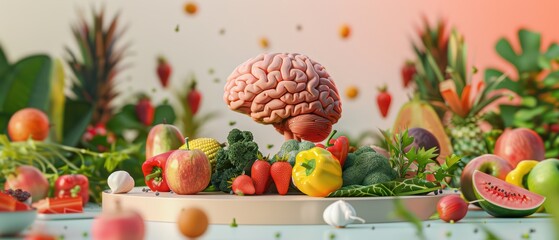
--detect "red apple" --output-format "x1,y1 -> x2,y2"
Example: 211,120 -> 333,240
92,201 -> 145,240
494,128 -> 545,168
165,144 -> 211,195
4,165 -> 49,203
460,154 -> 513,203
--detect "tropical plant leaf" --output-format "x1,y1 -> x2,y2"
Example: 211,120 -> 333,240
328,178 -> 440,197
545,43 -> 559,60
106,104 -> 145,135
49,59 -> 66,142
0,112 -> 9,135
0,55 -> 52,114
484,68 -> 518,94
495,38 -> 517,68
543,71 -> 559,87
0,45 -> 8,74
496,29 -> 543,73
153,102 -> 177,125
62,99 -> 93,146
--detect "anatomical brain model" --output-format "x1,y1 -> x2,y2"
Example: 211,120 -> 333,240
224,53 -> 342,142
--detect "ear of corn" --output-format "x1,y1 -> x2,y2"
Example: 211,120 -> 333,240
182,138 -> 223,171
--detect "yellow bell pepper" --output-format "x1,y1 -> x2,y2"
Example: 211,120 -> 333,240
292,147 -> 342,197
505,160 -> 539,188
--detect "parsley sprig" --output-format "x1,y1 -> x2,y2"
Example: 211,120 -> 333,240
382,129 -> 462,186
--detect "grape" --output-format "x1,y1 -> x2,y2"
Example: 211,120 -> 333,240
3,189 -> 31,202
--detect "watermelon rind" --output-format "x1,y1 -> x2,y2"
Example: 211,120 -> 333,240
472,170 -> 545,218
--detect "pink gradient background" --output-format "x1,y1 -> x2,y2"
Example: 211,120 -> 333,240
0,0 -> 557,149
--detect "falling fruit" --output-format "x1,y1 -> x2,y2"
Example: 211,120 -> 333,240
178,207 -> 209,238
339,24 -> 351,39
376,85 -> 392,118
345,86 -> 359,100
184,2 -> 198,15
259,37 -> 270,49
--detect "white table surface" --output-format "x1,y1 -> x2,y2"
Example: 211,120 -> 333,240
11,209 -> 554,240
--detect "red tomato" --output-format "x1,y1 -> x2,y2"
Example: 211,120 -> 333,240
54,174 -> 89,205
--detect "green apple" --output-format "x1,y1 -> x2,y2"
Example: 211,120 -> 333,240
527,158 -> 559,209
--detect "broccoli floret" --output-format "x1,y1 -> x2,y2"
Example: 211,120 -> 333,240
278,140 -> 300,156
212,129 -> 260,192
211,168 -> 239,193
342,151 -> 394,187
353,145 -> 375,156
362,171 -> 397,186
342,153 -> 357,170
298,141 -> 315,151
286,150 -> 299,166
273,140 -> 316,166
226,128 -> 254,144
227,141 -> 259,170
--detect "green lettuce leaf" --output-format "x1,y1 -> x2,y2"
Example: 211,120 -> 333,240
328,178 -> 441,197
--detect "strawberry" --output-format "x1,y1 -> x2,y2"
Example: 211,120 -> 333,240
231,175 -> 255,195
251,156 -> 271,195
187,80 -> 202,115
135,96 -> 155,126
270,160 -> 292,195
377,85 -> 392,118
157,56 -> 172,88
401,60 -> 416,88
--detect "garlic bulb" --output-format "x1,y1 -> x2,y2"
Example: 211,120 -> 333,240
323,200 -> 365,228
108,171 -> 135,194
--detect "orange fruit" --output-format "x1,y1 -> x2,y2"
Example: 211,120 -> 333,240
345,86 -> 359,99
260,37 -> 270,49
8,108 -> 50,141
178,207 -> 209,238
339,24 -> 351,39
184,2 -> 198,15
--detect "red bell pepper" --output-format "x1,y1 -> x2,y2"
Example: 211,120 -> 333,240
316,130 -> 349,167
0,192 -> 16,212
142,150 -> 175,192
32,197 -> 83,214
54,174 -> 89,206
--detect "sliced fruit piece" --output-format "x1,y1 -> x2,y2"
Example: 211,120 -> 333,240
473,170 -> 545,217
0,192 -> 17,212
32,197 -> 83,214
15,201 -> 31,211
392,99 -> 452,164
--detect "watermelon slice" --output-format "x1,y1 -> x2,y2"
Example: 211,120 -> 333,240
472,170 -> 545,217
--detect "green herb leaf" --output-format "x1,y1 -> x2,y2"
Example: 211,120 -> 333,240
328,178 -> 440,197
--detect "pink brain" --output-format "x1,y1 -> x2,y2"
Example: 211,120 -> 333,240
224,53 -> 342,142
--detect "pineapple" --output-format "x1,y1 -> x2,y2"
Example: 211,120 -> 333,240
413,21 -> 503,158
66,9 -> 129,126
411,20 -> 505,185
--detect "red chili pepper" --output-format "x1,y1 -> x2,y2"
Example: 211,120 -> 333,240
54,174 -> 89,206
142,151 -> 175,192
316,130 -> 349,167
